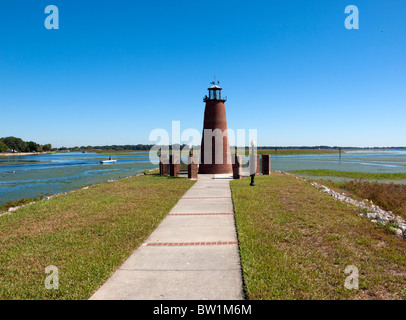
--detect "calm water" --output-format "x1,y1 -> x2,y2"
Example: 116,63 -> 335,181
271,149 -> 406,173
1,150 -> 406,205
0,152 -> 158,205
270,149 -> 406,184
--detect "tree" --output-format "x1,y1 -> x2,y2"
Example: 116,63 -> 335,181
0,136 -> 27,152
25,141 -> 40,152
42,144 -> 52,152
0,141 -> 8,152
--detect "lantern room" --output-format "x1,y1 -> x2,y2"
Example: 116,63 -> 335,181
203,82 -> 227,102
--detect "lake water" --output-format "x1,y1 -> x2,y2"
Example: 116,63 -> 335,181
0,152 -> 158,205
270,149 -> 406,173
1,149 -> 406,205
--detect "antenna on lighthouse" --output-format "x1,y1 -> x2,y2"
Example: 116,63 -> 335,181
210,76 -> 220,86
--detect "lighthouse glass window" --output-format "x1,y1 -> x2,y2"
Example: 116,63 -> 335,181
210,90 -> 220,100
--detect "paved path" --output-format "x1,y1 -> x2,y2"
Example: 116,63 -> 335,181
90,174 -> 244,300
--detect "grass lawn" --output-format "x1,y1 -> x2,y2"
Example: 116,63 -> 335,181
231,172 -> 406,300
0,173 -> 194,300
290,169 -> 406,180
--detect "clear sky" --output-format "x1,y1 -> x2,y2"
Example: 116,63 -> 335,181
0,0 -> 405,148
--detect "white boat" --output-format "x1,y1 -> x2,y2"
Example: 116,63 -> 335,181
100,159 -> 117,165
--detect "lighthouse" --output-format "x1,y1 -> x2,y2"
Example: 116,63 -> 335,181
199,81 -> 233,174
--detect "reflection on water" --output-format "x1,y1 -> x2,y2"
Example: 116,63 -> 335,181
1,149 -> 406,205
0,152 -> 157,205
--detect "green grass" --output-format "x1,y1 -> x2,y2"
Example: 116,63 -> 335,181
290,169 -> 406,180
231,173 -> 406,300
0,173 -> 194,299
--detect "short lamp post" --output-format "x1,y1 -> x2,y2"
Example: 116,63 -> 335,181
250,139 -> 256,186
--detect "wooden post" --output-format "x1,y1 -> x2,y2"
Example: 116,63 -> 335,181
262,154 -> 271,175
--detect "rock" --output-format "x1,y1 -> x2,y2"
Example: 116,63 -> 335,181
391,228 -> 403,237
8,207 -> 19,212
378,214 -> 390,221
367,212 -> 376,219
307,178 -> 406,240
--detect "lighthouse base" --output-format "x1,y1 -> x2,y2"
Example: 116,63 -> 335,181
198,163 -> 233,175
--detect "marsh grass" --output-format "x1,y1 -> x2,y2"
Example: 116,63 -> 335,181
325,179 -> 406,220
0,173 -> 194,299
0,194 -> 49,212
231,173 -> 406,300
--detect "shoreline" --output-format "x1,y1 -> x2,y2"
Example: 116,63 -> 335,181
0,168 -> 159,216
0,151 -> 55,157
0,170 -> 193,299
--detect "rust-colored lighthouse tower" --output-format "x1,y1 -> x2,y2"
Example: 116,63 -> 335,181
199,81 -> 233,174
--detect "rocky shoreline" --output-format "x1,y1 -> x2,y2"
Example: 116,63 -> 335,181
309,181 -> 406,238
0,152 -> 54,157
278,171 -> 406,239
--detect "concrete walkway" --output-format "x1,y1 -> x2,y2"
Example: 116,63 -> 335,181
90,174 -> 244,300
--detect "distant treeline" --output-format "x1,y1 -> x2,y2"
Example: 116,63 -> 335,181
55,144 -> 406,152
57,144 -> 155,152
257,146 -> 406,150
3,139 -> 405,154
0,136 -> 52,153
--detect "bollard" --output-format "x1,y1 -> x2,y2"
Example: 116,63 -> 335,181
170,154 -> 180,177
262,154 -> 271,175
233,155 -> 242,179
256,154 -> 261,176
188,155 -> 198,179
160,154 -> 169,176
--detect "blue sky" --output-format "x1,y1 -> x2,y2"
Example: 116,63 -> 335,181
0,0 -> 405,147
